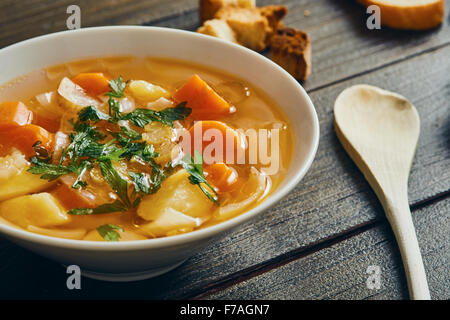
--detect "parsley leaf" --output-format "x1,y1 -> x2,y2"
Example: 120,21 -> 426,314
129,172 -> 151,195
123,102 -> 191,128
179,150 -> 219,204
96,224 -> 123,241
106,76 -> 127,98
98,159 -> 131,207
68,200 -> 128,215
78,106 -> 111,122
120,126 -> 142,140
28,157 -> 73,181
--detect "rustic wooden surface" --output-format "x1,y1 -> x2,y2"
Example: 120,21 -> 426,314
0,0 -> 449,300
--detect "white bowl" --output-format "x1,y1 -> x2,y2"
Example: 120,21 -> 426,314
0,26 -> 319,281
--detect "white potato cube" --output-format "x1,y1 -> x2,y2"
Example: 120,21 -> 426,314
137,169 -> 214,221
129,80 -> 170,102
0,150 -> 54,201
140,207 -> 200,237
0,193 -> 69,228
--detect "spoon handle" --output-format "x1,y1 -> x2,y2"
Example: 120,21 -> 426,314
384,199 -> 431,300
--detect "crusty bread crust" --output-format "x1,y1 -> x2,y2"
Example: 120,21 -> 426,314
270,27 -> 311,80
357,0 -> 444,30
197,19 -> 239,43
259,5 -> 288,40
214,6 -> 271,52
200,0 -> 256,23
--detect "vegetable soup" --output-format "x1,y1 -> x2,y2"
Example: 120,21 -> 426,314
0,56 -> 292,241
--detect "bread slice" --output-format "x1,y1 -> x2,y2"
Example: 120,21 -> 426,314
258,5 -> 288,38
214,6 -> 271,52
200,0 -> 256,23
357,0 -> 444,30
197,19 -> 239,44
270,27 -> 311,81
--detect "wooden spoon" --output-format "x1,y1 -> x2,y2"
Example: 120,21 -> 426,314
334,84 -> 430,300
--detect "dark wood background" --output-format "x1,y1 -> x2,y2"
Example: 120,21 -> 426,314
0,0 -> 448,300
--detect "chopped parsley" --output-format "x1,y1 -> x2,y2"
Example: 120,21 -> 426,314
28,76 -> 216,216
106,76 -> 127,98
179,150 -> 219,205
122,102 -> 191,128
96,224 -> 123,241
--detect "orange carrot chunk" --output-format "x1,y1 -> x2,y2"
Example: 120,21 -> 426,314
204,163 -> 241,193
33,114 -> 61,133
0,124 -> 53,158
173,74 -> 233,119
72,72 -> 110,96
0,101 -> 33,131
187,120 -> 245,165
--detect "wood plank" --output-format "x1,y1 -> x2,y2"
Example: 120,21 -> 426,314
1,0 -> 449,93
0,0 -> 196,49
204,198 -> 450,300
0,43 -> 448,299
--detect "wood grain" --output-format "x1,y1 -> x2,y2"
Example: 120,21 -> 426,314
1,0 -> 449,92
203,198 -> 450,300
0,0 -> 449,299
0,42 -> 448,299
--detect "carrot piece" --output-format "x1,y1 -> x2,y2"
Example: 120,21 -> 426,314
187,120 -> 245,165
0,124 -> 53,158
33,114 -> 61,133
0,101 -> 33,131
173,74 -> 233,119
72,72 -> 110,96
204,163 -> 241,193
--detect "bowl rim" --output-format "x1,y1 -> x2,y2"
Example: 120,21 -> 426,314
0,26 -> 320,250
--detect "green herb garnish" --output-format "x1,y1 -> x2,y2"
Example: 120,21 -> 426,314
179,150 -> 219,205
96,224 -> 123,241
106,76 -> 127,98
122,102 -> 191,128
68,201 -> 128,215
28,75 -> 200,214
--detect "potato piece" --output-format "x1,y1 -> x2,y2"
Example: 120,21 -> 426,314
83,228 -> 147,241
140,207 -> 200,237
142,122 -> 180,164
128,80 -> 170,102
137,169 -> 214,221
0,150 -> 54,201
57,77 -> 99,113
0,193 -> 69,228
27,225 -> 87,240
143,122 -> 176,145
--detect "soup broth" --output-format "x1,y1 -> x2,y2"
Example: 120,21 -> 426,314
0,56 -> 293,241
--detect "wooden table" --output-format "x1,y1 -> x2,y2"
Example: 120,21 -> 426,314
0,0 -> 448,300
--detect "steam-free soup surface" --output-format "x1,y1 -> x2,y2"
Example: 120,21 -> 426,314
0,57 -> 292,241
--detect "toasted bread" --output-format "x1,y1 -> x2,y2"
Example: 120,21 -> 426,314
270,27 -> 311,81
259,5 -> 288,38
214,6 -> 271,51
197,19 -> 239,43
200,0 -> 256,23
357,0 -> 444,30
